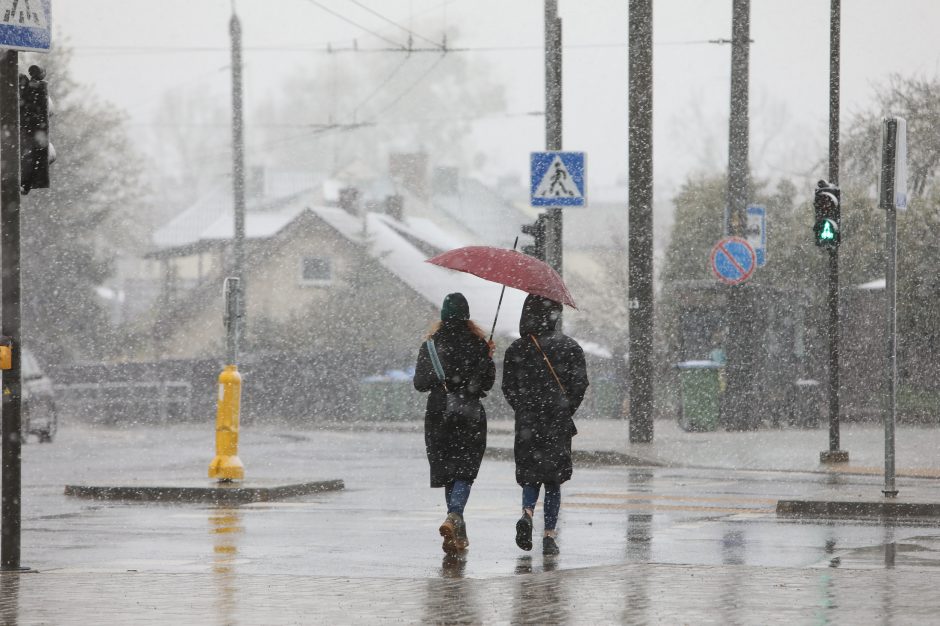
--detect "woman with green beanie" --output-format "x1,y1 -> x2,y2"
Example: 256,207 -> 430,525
413,292 -> 496,555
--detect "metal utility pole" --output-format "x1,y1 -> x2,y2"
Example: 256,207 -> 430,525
880,116 -> 905,498
0,49 -> 23,571
230,8 -> 246,345
207,7 -> 248,483
820,0 -> 848,464
627,0 -> 654,443
544,0 -> 563,294
722,0 -> 753,430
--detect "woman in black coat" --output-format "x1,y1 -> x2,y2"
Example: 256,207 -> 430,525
414,292 -> 495,555
502,294 -> 588,555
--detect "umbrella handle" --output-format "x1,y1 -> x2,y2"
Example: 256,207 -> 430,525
488,237 -> 519,343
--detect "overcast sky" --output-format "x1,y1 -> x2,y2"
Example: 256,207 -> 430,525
53,0 -> 940,201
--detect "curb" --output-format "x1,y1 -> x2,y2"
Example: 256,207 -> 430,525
64,479 -> 345,504
776,499 -> 940,518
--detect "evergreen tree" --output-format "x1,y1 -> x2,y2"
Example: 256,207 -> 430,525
20,46 -> 147,365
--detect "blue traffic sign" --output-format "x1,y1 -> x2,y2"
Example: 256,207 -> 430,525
530,151 -> 586,207
745,205 -> 766,267
0,0 -> 51,53
710,236 -> 756,285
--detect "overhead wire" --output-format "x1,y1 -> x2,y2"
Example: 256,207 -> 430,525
347,0 -> 444,50
351,53 -> 414,122
301,0 -> 406,49
365,52 -> 447,122
69,39 -> 724,56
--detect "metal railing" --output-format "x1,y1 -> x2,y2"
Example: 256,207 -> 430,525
54,381 -> 192,425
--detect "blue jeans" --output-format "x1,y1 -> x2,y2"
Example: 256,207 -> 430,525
445,480 -> 472,515
522,483 -> 561,530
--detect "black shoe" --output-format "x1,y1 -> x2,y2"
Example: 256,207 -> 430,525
542,536 -> 559,556
515,513 -> 533,551
454,515 -> 469,552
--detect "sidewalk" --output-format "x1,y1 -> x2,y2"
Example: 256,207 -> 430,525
484,417 -> 940,477
483,417 -> 940,516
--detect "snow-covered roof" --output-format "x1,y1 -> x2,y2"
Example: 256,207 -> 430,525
152,175 -> 321,252
200,204 -> 307,241
310,205 -> 528,337
433,178 -> 530,249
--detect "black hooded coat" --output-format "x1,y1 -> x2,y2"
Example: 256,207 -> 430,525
413,320 -> 496,488
502,295 -> 589,486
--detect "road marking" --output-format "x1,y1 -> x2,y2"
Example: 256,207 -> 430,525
570,492 -> 777,505
823,465 -> 940,479
566,502 -> 771,514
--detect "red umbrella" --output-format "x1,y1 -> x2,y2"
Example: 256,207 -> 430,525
426,246 -> 577,308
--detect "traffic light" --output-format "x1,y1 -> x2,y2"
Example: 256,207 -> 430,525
521,213 -> 547,261
20,65 -> 51,195
813,180 -> 841,248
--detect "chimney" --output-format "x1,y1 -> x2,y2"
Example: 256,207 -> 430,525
389,152 -> 429,198
339,187 -> 360,215
385,194 -> 404,221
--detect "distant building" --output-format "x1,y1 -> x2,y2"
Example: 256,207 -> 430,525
143,172 -> 532,364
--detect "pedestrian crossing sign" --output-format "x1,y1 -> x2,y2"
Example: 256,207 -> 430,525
530,151 -> 586,207
0,0 -> 51,53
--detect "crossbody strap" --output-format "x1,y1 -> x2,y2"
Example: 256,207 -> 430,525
425,339 -> 449,391
529,334 -> 567,395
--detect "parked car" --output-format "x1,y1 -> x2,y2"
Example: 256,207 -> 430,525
23,348 -> 57,443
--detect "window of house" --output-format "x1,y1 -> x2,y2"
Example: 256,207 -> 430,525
300,256 -> 332,286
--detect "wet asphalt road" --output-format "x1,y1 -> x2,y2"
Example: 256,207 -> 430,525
4,422 -> 940,623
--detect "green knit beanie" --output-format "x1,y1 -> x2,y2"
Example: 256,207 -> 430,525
441,292 -> 470,321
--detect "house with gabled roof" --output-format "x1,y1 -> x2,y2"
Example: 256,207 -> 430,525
144,171 -> 530,367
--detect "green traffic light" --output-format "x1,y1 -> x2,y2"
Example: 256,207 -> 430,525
814,218 -> 840,247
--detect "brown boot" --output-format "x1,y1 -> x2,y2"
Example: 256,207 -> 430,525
439,513 -> 462,555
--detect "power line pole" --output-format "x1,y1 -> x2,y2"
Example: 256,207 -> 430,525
544,0 -> 563,307
820,0 -> 848,464
627,0 -> 654,443
230,9 -> 246,351
723,0 -> 754,430
0,49 -> 24,571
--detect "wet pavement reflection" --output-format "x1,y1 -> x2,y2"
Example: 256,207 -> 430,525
0,571 -> 20,626
10,425 -> 940,622
209,507 -> 242,625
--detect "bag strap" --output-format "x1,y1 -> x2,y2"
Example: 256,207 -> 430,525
529,334 -> 567,395
425,339 -> 449,391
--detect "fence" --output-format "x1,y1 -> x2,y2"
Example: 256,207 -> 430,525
55,381 -> 192,425
49,350 -> 624,425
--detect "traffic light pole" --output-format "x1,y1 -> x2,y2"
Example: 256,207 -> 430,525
820,0 -> 848,464
627,0 -> 654,443
544,0 -> 563,302
0,49 -> 24,571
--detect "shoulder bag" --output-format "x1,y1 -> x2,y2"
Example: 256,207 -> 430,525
530,334 -> 578,436
426,338 -> 483,424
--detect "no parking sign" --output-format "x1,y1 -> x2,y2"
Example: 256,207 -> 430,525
710,236 -> 756,285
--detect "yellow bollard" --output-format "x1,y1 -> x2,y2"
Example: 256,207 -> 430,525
208,364 -> 245,481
